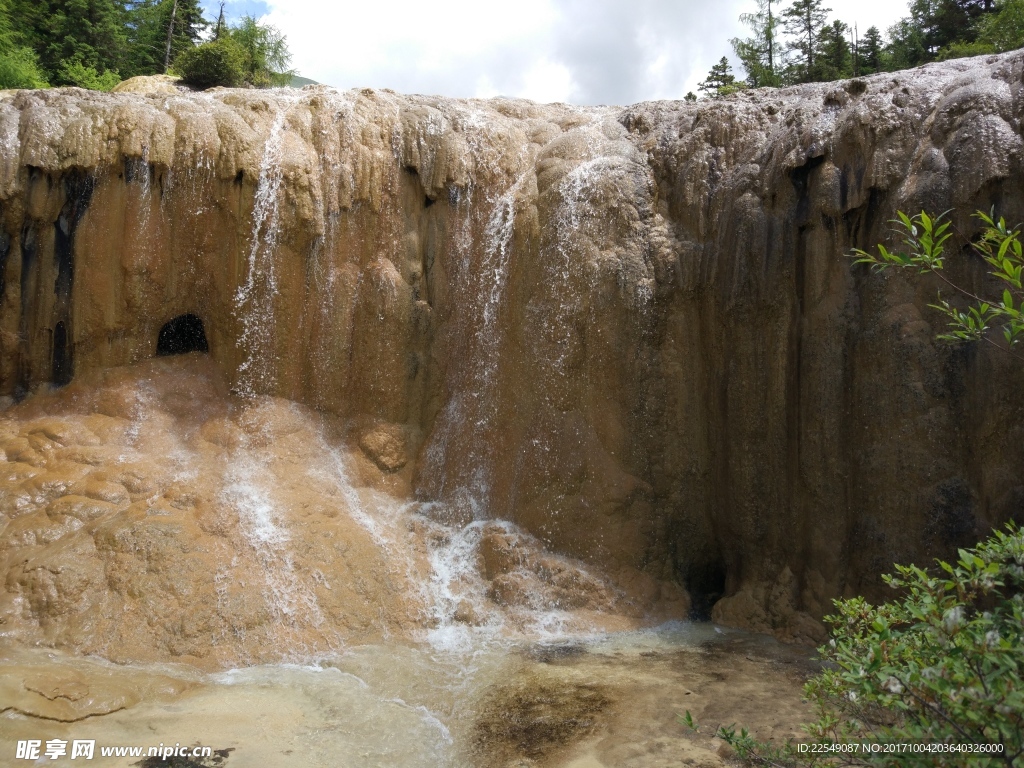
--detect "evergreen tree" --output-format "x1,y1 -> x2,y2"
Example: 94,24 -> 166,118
816,19 -> 852,80
885,17 -> 929,69
781,0 -> 831,82
120,0 -> 206,77
0,0 -> 47,87
896,0 -> 999,60
731,0 -> 783,87
8,0 -> 128,84
698,56 -> 736,96
229,15 -> 292,87
857,25 -> 885,73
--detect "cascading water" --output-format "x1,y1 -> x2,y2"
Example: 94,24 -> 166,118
234,94 -> 301,397
416,137 -> 535,513
219,421 -> 327,637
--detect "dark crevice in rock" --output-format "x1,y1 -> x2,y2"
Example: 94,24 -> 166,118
790,155 -> 826,226
51,320 -> 72,385
0,228 -> 9,302
54,171 -> 95,306
157,314 -> 210,356
17,222 -> 38,395
19,223 -> 36,314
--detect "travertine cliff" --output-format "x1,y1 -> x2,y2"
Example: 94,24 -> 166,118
2,52 -> 1023,651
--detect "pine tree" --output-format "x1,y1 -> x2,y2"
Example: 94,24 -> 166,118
816,19 -> 852,80
857,25 -> 885,73
0,0 -> 47,87
731,0 -> 783,87
781,0 -> 831,82
885,17 -> 929,69
161,0 -> 206,71
698,56 -> 736,96
228,15 -> 292,87
121,0 -> 205,77
8,0 -> 129,84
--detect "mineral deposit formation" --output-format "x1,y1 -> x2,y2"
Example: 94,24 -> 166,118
1,52 -> 1023,662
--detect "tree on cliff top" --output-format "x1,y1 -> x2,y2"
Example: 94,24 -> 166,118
815,19 -> 853,81
732,0 -> 783,88
856,26 -> 885,74
120,0 -> 209,78
0,0 -> 48,88
228,14 -> 293,87
781,0 -> 831,82
171,15 -> 293,90
698,57 -> 742,97
8,0 -> 127,86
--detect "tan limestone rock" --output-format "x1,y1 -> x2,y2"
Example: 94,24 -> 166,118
2,53 -> 1024,645
111,74 -> 181,95
358,423 -> 408,472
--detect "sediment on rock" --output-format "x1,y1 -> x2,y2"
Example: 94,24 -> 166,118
2,52 -> 1023,643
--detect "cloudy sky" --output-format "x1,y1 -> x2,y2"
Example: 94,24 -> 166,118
203,0 -> 913,105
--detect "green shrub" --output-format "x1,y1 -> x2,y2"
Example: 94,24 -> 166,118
172,39 -> 244,89
0,46 -> 47,89
56,59 -> 120,91
805,524 -> 1023,765
936,41 -> 997,60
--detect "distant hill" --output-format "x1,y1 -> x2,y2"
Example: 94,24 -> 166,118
289,75 -> 319,88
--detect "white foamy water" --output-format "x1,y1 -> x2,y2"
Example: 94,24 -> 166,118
420,517 -> 505,653
234,93 -> 302,397
217,410 -> 328,632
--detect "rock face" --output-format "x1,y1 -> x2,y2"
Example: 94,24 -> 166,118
2,54 -> 1024,646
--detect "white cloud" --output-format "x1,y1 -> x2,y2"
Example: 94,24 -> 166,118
516,58 -> 578,103
258,0 -> 917,105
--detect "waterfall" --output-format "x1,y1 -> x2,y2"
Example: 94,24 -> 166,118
234,94 -> 301,397
418,161 -> 533,513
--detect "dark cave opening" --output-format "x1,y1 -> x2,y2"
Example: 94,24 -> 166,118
157,314 -> 209,356
686,559 -> 727,621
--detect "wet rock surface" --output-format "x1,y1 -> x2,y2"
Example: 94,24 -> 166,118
0,628 -> 815,768
0,358 -> 669,665
1,53 -> 1024,643
473,676 -> 612,764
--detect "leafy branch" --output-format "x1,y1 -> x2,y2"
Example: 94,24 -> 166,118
850,210 -> 1024,360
